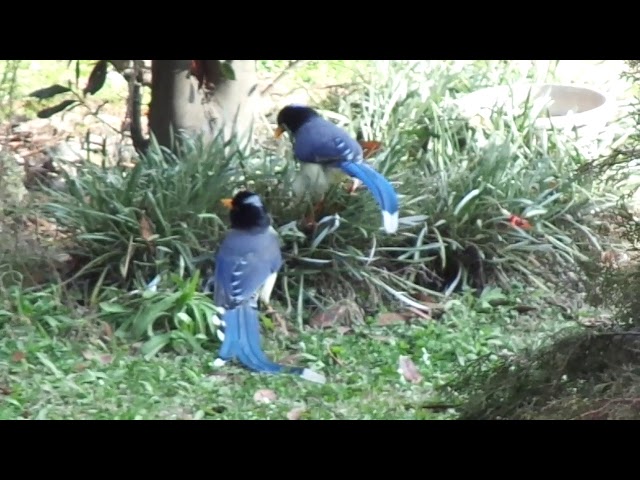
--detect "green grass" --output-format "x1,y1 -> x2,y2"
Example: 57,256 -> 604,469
0,283 -> 577,420
0,59 -> 632,419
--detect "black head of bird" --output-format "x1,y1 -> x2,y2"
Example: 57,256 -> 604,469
220,190 -> 271,230
275,104 -> 321,138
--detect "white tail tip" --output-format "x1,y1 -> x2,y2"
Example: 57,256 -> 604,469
301,368 -> 326,384
382,211 -> 399,234
216,329 -> 225,342
212,358 -> 226,368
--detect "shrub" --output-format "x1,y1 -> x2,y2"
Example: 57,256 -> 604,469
268,61 -> 617,311
41,133 -> 243,289
97,269 -> 221,357
38,61 -> 619,346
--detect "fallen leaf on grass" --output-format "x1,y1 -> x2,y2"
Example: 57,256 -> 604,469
101,322 -> 113,340
206,371 -> 237,383
253,389 -> 277,404
81,350 -> 93,360
377,312 -> 408,326
73,362 -> 88,372
99,354 -> 113,364
398,356 -> 423,384
279,353 -> 306,364
287,407 -> 306,420
82,351 -> 114,365
336,326 -> 352,335
404,307 -> 433,322
0,385 -> 12,395
415,292 -> 438,303
11,351 -> 26,362
309,299 -> 364,329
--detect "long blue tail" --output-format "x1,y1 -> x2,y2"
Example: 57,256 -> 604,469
217,303 -> 326,383
338,160 -> 399,233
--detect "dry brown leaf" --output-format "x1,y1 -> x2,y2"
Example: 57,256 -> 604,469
377,312 -> 408,326
253,389 -> 277,404
336,326 -> 352,335
73,362 -> 88,372
601,250 -> 631,269
404,307 -> 433,322
11,351 -> 26,362
286,407 -> 306,420
398,356 -> 423,384
279,353 -> 305,364
99,354 -> 114,365
139,214 -> 154,242
0,385 -> 12,396
415,292 -> 438,303
81,350 -> 94,361
309,310 -> 338,329
101,322 -> 113,340
309,300 -> 364,329
82,350 -> 113,365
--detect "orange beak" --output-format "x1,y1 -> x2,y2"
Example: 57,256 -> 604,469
274,126 -> 284,139
220,198 -> 233,209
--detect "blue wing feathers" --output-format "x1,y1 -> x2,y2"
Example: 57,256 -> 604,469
213,229 -> 281,308
294,117 -> 364,164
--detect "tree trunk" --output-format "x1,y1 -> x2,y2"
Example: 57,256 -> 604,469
147,60 -> 258,152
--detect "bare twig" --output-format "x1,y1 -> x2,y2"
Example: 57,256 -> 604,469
69,90 -> 121,136
260,61 -> 307,96
577,397 -> 640,419
405,306 -> 432,321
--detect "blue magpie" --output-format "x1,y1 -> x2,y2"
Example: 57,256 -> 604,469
205,190 -> 325,383
275,104 -> 399,234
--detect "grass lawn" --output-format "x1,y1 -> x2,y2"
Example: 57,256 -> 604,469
0,60 -> 633,420
0,285 -> 576,420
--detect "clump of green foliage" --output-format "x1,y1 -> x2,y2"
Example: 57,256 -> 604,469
452,60 -> 640,420
30,60 -> 618,354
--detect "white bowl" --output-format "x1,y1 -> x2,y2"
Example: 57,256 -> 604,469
455,83 -> 617,133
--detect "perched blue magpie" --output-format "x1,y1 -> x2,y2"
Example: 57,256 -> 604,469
275,104 -> 399,234
205,190 -> 325,384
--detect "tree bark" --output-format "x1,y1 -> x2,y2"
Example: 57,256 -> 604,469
147,60 -> 258,152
